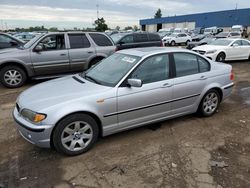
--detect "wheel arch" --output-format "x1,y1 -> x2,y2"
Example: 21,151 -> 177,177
0,61 -> 31,77
50,111 -> 103,148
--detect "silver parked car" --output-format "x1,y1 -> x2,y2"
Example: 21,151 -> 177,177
13,47 -> 234,155
0,32 -> 115,88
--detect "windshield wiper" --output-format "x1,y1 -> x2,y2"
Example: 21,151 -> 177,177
85,75 -> 101,84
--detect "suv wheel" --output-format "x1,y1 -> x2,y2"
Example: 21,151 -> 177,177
53,114 -> 99,156
0,65 -> 27,88
186,40 -> 190,45
198,89 -> 220,117
171,41 -> 175,46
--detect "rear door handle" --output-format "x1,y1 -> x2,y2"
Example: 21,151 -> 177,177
87,51 -> 94,54
162,83 -> 173,88
199,76 -> 207,80
60,53 -> 67,56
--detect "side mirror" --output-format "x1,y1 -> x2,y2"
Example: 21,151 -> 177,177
34,45 -> 43,52
10,41 -> 18,46
232,43 -> 239,47
127,78 -> 142,88
118,41 -> 125,46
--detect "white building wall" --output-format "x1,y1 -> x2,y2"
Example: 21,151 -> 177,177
161,22 -> 195,30
146,24 -> 157,32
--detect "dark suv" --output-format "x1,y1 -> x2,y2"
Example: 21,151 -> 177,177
110,32 -> 162,50
0,33 -> 24,49
0,32 -> 115,88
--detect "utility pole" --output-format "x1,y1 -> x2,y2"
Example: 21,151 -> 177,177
235,3 -> 238,10
96,0 -> 99,20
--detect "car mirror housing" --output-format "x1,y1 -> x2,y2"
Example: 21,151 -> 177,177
10,41 -> 18,46
232,43 -> 239,47
34,45 -> 43,52
127,78 -> 142,87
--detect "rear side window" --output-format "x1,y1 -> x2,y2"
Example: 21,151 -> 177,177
242,40 -> 250,46
0,35 -> 12,43
198,57 -> 210,72
120,35 -> 134,44
174,53 -> 199,77
69,34 -> 90,49
148,34 -> 161,41
134,34 -> 148,42
89,33 -> 113,46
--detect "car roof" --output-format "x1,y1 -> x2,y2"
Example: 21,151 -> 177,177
118,47 -> 191,57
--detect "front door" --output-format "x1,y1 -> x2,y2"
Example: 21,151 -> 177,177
31,34 -> 70,76
117,53 -> 173,132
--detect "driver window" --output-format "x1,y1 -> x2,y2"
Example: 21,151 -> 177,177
37,35 -> 65,51
0,35 -> 12,43
232,40 -> 242,46
131,54 -> 169,84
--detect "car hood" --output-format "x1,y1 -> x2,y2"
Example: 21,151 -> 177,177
193,45 -> 226,51
17,75 -> 111,111
0,47 -> 23,54
162,36 -> 173,40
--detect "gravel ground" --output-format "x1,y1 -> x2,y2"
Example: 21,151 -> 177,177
0,60 -> 250,188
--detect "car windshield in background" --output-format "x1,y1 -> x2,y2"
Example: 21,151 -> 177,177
110,33 -> 127,44
23,34 -> 44,49
84,53 -> 141,87
201,38 -> 215,44
210,39 -> 233,46
216,32 -> 229,37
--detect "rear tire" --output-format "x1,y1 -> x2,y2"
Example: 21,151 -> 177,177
0,65 -> 27,88
198,89 -> 220,117
53,114 -> 99,156
216,52 -> 226,62
186,40 -> 190,45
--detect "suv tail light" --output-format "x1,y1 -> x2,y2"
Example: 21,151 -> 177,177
161,41 -> 164,47
230,70 -> 234,81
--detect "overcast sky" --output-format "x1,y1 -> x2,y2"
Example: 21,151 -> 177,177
0,0 -> 249,29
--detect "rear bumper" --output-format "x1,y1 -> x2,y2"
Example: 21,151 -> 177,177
13,108 -> 53,148
222,83 -> 234,100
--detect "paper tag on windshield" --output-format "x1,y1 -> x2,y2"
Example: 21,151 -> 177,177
122,57 -> 136,63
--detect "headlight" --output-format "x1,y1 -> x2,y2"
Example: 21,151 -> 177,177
206,50 -> 217,54
21,109 -> 47,123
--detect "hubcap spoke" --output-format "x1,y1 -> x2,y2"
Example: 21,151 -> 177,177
61,121 -> 93,152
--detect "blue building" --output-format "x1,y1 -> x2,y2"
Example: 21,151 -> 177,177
139,8 -> 250,32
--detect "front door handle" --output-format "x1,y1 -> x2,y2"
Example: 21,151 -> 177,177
60,53 -> 67,56
199,76 -> 207,80
162,83 -> 173,88
87,51 -> 94,54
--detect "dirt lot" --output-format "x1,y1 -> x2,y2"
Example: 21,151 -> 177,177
0,61 -> 250,188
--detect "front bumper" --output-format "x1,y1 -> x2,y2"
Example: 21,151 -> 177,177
13,107 -> 53,148
204,53 -> 218,61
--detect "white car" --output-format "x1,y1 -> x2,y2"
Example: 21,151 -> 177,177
162,33 -> 191,46
192,38 -> 250,62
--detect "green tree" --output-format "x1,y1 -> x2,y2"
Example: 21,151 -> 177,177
133,25 -> 139,31
94,17 -> 108,32
154,8 -> 162,18
124,26 -> 133,30
115,26 -> 120,31
49,27 -> 58,32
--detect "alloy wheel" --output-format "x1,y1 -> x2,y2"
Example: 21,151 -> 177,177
202,92 -> 219,115
61,121 -> 93,152
4,70 -> 22,86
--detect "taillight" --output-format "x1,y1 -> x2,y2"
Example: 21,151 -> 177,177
115,46 -> 118,52
230,70 -> 234,80
161,41 -> 164,47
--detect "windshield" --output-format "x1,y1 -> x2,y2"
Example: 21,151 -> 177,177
200,37 -> 215,44
84,53 -> 141,87
210,39 -> 233,46
110,33 -> 127,44
204,29 -> 212,33
216,32 -> 229,37
232,28 -> 241,32
158,31 -> 171,37
23,34 -> 44,49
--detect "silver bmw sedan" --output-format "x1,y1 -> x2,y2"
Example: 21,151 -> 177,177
13,47 -> 234,155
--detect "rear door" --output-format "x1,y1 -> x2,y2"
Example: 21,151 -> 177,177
171,52 -> 210,114
31,34 -> 70,76
240,40 -> 250,59
227,40 -> 243,60
68,33 -> 95,72
134,33 -> 149,47
117,53 -> 173,131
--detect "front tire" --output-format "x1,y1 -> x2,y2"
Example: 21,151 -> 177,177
171,41 -> 176,46
186,40 -> 190,45
53,114 -> 99,156
216,52 -> 226,62
198,89 -> 220,117
0,65 -> 27,88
